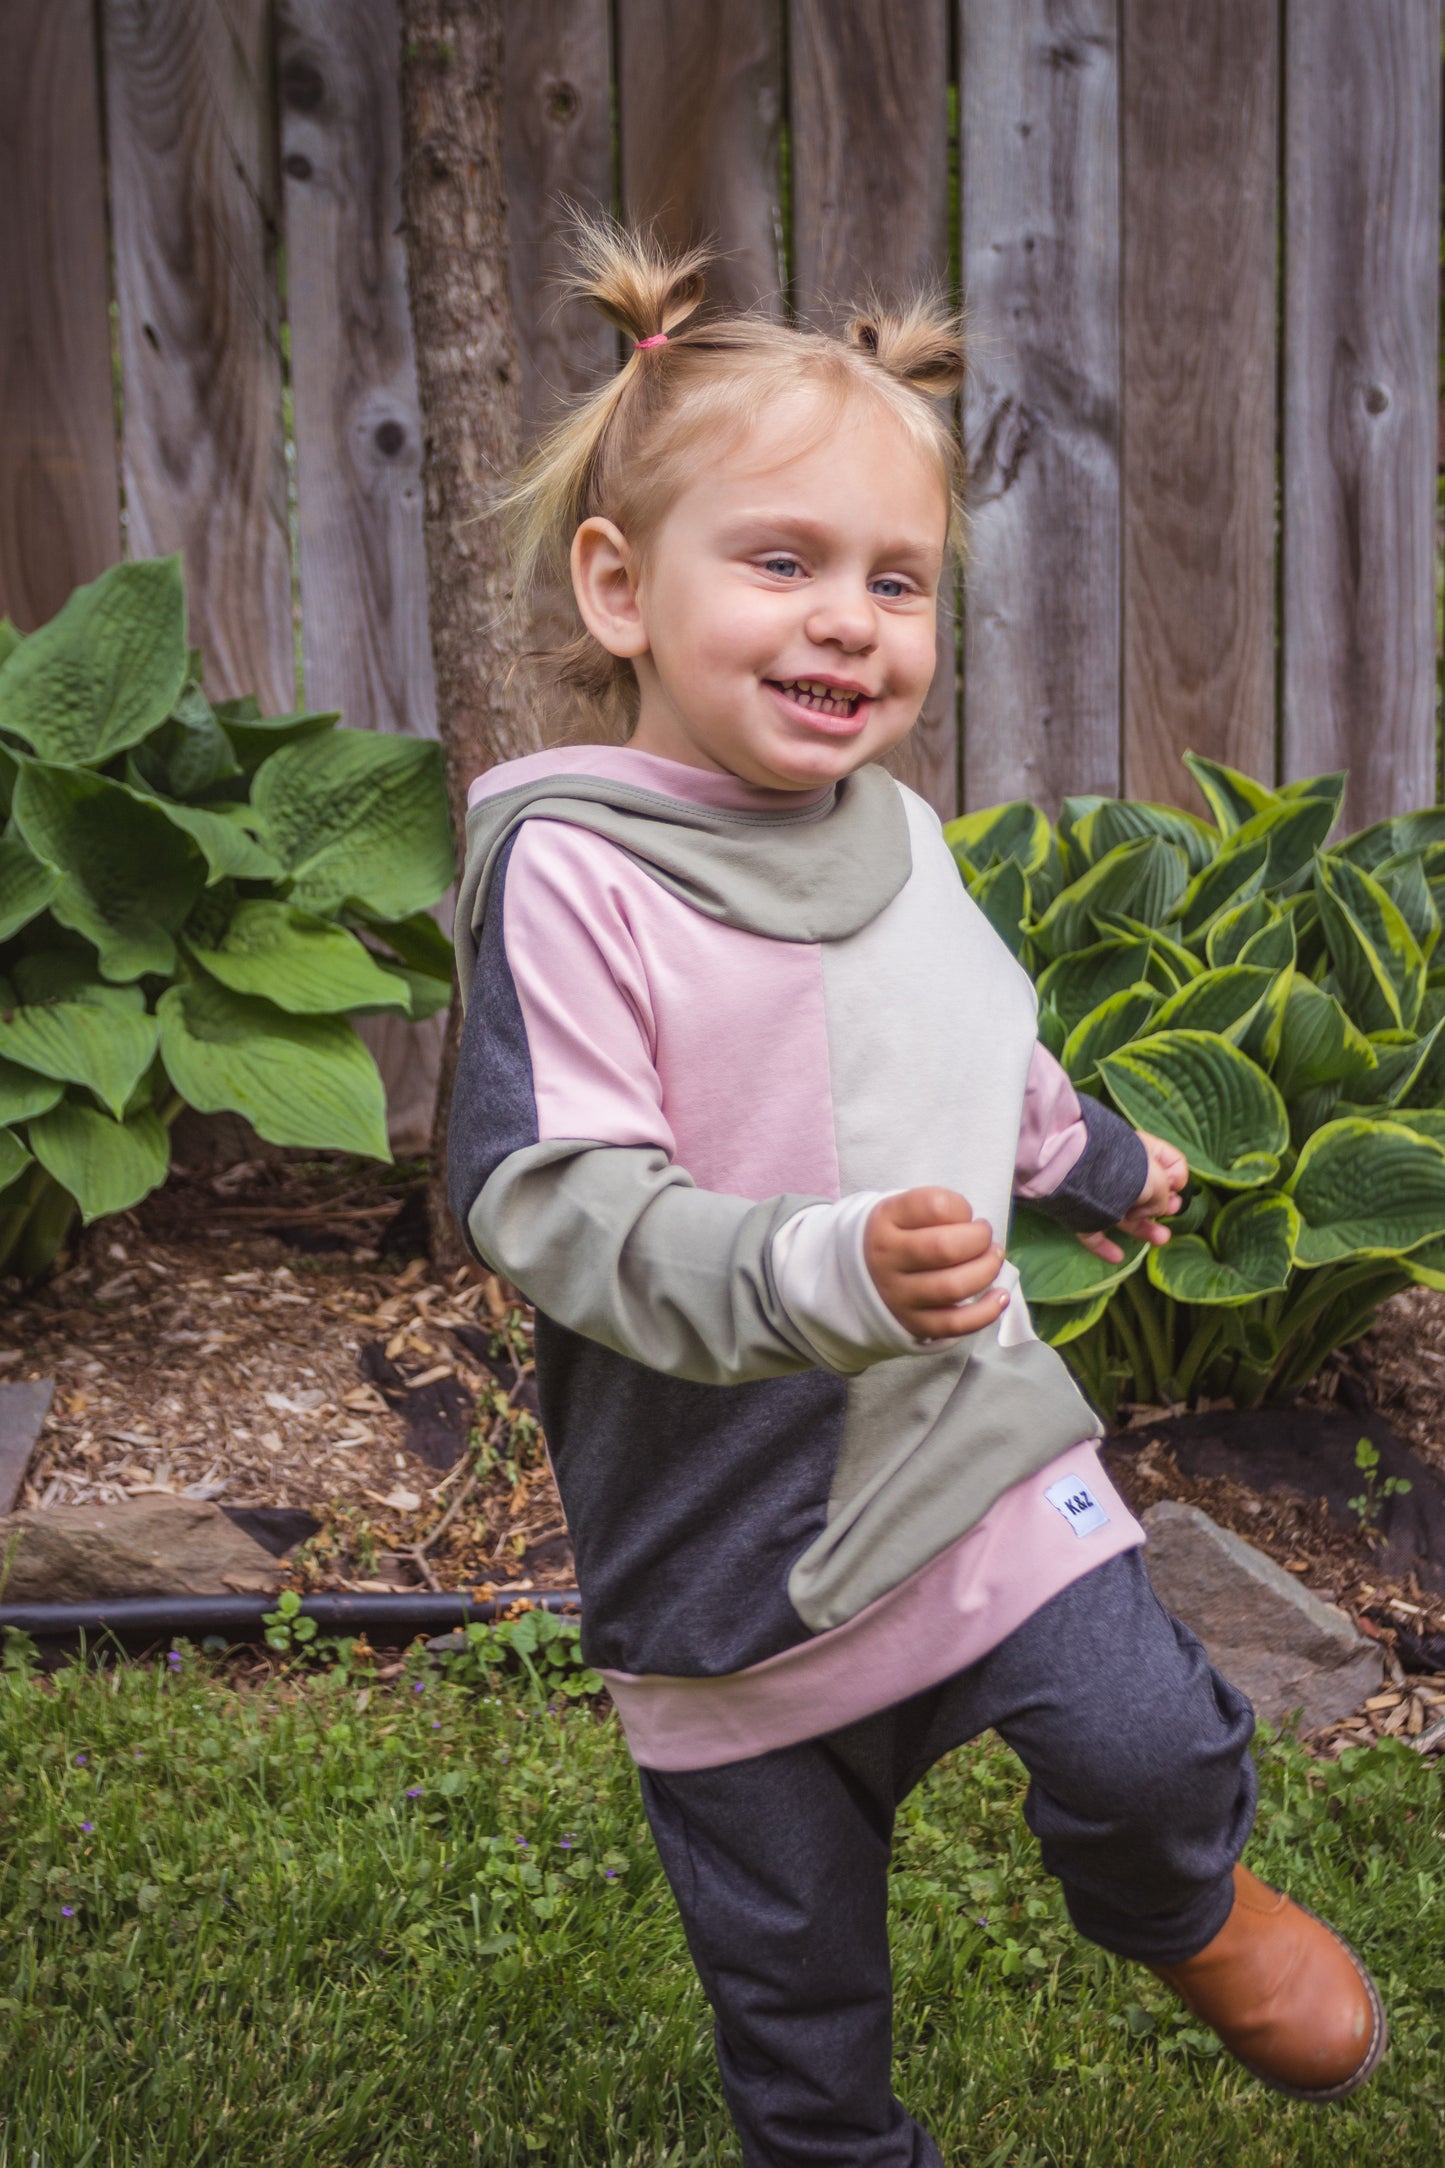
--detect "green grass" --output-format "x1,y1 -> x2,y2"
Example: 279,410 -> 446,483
0,1637 -> 1442,2167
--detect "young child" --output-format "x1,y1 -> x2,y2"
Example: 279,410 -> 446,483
447,225 -> 1387,2164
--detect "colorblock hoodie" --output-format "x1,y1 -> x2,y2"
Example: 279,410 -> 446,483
448,746 -> 1149,1769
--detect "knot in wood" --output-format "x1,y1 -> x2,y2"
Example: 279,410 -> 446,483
545,80 -> 578,124
282,58 -> 325,113
1364,384 -> 1390,416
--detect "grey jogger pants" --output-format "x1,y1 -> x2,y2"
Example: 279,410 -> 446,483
637,1546 -> 1258,2168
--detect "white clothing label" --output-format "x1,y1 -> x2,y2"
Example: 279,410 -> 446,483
1044,1474 -> 1110,1539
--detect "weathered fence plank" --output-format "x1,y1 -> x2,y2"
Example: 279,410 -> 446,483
504,0 -> 616,445
616,0 -> 785,317
960,0 -> 1120,816
1283,0 -> 1442,828
1120,0 -> 1278,811
503,0 -> 616,734
790,0 -> 958,817
104,0 -> 294,713
0,0 -> 120,630
279,0 -> 436,742
278,0 -> 441,1150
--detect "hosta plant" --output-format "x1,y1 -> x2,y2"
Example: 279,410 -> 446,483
948,752 -> 1445,1413
0,556 -> 455,1278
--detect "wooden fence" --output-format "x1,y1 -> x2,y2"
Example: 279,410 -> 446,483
2,3 -> 1442,1124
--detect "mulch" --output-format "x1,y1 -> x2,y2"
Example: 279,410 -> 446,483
7,1152 -> 1445,1754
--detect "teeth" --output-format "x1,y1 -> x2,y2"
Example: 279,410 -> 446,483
780,679 -> 862,717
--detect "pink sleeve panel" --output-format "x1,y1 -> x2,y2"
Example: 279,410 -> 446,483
1013,1041 -> 1089,1199
502,821 -> 676,1156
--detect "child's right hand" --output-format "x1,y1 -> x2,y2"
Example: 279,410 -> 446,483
864,1189 -> 1010,1341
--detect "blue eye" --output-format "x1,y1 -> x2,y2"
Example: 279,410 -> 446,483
871,577 -> 909,599
762,556 -> 803,578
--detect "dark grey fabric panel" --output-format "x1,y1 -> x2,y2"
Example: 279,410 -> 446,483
1032,1094 -> 1150,1232
445,829 -> 538,1254
536,1313 -> 847,1677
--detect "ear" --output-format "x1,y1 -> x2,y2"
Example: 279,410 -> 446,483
571,517 -> 650,659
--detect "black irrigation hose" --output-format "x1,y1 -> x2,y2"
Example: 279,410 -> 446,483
0,1588 -> 582,1650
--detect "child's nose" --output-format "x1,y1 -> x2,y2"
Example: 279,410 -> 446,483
804,587 -> 876,653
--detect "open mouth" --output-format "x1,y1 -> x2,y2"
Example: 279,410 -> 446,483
768,678 -> 867,720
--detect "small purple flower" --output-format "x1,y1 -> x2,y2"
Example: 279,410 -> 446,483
406,1786 -> 424,1798
412,1681 -> 425,1693
516,1837 -> 529,1848
166,1652 -> 182,1669
61,1906 -> 75,1917
977,1916 -> 988,1927
605,1870 -> 617,1880
559,1839 -> 573,1850
74,1754 -> 87,1766
431,1721 -> 441,1730
80,1822 -> 93,1834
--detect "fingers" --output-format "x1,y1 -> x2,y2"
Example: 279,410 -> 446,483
881,1187 -> 979,1234
900,1283 -> 1012,1341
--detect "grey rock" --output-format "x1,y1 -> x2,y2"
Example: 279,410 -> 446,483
0,1379 -> 54,1515
0,1495 -> 281,1602
1142,1501 -> 1383,1733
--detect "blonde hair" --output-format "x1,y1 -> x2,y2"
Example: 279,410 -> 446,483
504,219 -> 967,736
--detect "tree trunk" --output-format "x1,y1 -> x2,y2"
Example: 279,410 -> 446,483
398,0 -> 536,1268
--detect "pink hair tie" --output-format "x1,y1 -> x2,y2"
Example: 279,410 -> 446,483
635,332 -> 669,350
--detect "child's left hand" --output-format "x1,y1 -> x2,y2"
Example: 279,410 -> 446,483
1078,1131 -> 1188,1265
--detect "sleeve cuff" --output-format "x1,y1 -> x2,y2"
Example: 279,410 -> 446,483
770,1193 -> 931,1372
1026,1097 -> 1148,1232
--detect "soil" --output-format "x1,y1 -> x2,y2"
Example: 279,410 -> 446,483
7,1153 -> 1445,1755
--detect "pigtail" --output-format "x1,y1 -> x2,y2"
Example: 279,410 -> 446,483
567,218 -> 710,348
844,295 -> 966,401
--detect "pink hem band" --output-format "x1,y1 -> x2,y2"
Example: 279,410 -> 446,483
604,1442 -> 1143,1771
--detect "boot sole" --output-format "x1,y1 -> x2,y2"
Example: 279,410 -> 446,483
1234,1903 -> 1389,2105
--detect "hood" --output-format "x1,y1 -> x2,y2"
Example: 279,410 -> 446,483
453,754 -> 913,1003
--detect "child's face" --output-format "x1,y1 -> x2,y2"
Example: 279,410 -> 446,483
572,389 -> 948,791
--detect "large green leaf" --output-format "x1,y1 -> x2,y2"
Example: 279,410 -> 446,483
1339,808 -> 1445,873
1146,1192 -> 1299,1306
1149,965 -> 1276,1041
1336,1104 -> 1445,1147
187,901 -> 413,1015
347,906 -> 454,981
122,772 -> 283,884
0,836 -> 59,941
1029,836 -> 1190,956
0,558 -> 187,766
0,1127 -> 32,1191
215,701 -> 339,773
9,952 -> 146,1010
1206,894 -> 1272,966
27,1099 -> 170,1223
1069,798 -> 1216,875
1170,832 -> 1269,941
11,762 -> 204,980
1372,849 -> 1441,961
0,997 -> 158,1120
943,801 -> 1051,876
966,859 -> 1030,957
1060,985 -> 1159,1089
1182,753 -> 1277,835
157,980 -> 389,1158
1272,976 -> 1377,1099
127,682 -> 241,801
1008,1205 -> 1147,1307
1037,939 -> 1179,1032
1346,1024 -> 1444,1108
1315,853 -> 1426,1033
1287,1118 -> 1445,1265
251,729 -> 454,919
1031,1289 -> 1112,1346
0,1058 -> 64,1123
1098,1030 -> 1288,1188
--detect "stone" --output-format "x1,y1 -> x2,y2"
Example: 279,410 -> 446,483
1142,1501 -> 1384,1734
0,1378 -> 54,1514
0,1495 -> 281,1603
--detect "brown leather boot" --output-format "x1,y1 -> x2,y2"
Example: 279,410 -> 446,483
1148,1864 -> 1387,2102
